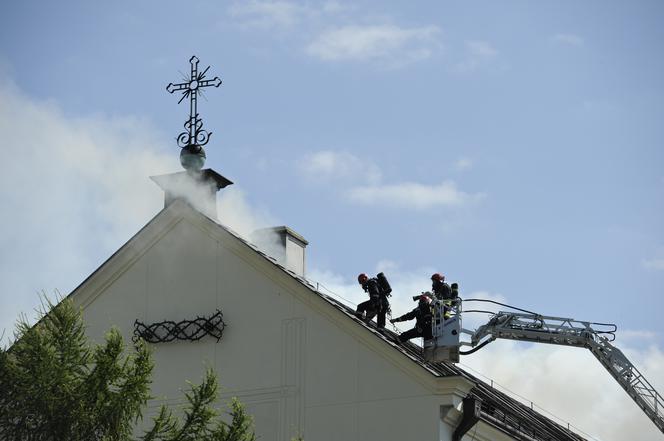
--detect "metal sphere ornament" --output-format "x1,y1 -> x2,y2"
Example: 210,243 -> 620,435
180,144 -> 206,171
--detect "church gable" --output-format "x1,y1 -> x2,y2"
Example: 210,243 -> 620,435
67,198 -> 581,440
71,200 -> 448,440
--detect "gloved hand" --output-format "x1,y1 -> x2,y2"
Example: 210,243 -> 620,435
390,318 -> 398,324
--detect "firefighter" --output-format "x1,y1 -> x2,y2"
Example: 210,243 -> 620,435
450,282 -> 459,300
355,273 -> 391,330
390,293 -> 433,343
431,273 -> 453,319
431,273 -> 452,300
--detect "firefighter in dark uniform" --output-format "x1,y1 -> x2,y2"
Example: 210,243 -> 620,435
355,273 -> 391,330
390,293 -> 433,343
431,273 -> 452,300
431,273 -> 453,319
450,282 -> 459,300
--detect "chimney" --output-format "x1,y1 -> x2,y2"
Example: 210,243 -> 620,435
252,226 -> 308,277
150,168 -> 233,219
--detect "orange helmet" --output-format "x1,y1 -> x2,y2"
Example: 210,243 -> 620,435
357,273 -> 369,284
431,273 -> 444,282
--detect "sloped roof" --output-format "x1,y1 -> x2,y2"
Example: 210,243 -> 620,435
68,200 -> 586,441
314,295 -> 587,441
214,213 -> 586,441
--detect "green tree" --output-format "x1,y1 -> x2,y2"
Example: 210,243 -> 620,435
0,299 -> 255,441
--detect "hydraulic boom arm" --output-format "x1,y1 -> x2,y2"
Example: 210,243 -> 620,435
423,299 -> 664,433
470,311 -> 664,434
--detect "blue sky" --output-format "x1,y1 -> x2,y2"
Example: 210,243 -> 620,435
1,1 -> 663,439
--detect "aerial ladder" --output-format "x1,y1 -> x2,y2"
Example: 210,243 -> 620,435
423,298 -> 664,434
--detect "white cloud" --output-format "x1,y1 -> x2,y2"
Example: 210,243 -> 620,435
307,268 -> 366,307
321,1 -> 351,14
375,259 -> 399,274
228,3 -> 440,67
228,1 -> 307,29
460,290 -> 508,331
347,180 -> 484,210
306,24 -> 441,66
453,40 -> 498,73
617,329 -> 658,342
643,258 -> 664,271
297,150 -> 484,215
550,33 -> 585,47
454,157 -> 473,171
462,340 -> 664,441
297,150 -> 382,184
228,0 -> 349,29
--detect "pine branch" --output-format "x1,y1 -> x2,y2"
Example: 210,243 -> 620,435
1,298 -> 256,441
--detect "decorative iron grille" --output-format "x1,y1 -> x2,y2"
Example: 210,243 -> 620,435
133,309 -> 225,343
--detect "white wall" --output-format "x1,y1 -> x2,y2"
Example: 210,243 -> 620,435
77,209 -> 479,441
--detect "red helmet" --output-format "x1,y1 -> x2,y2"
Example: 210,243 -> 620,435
419,293 -> 432,304
357,273 -> 369,284
431,273 -> 444,282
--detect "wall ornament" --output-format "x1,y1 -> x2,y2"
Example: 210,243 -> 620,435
133,309 -> 225,343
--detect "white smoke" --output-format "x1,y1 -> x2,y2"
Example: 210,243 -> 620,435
0,77 -> 171,342
307,265 -> 664,441
217,187 -> 281,250
0,77 -> 279,344
462,340 -> 664,441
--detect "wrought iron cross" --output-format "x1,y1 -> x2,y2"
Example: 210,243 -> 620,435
166,56 -> 222,153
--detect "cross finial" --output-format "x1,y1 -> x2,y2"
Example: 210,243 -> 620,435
166,56 -> 222,171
